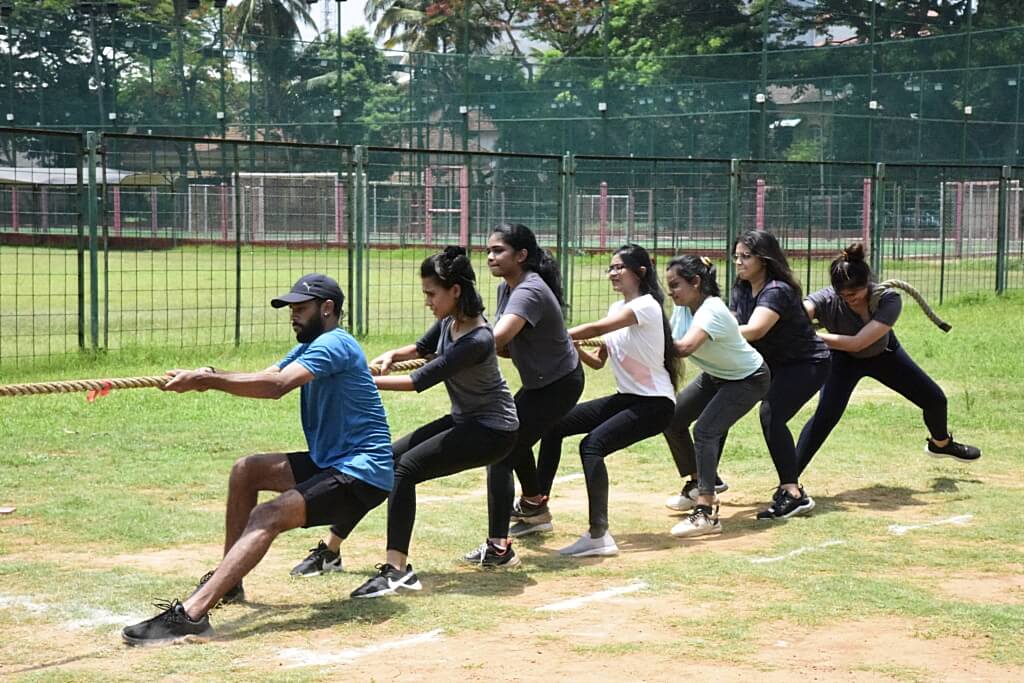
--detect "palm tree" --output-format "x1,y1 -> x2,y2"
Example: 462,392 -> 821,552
227,0 -> 316,139
364,0 -> 499,53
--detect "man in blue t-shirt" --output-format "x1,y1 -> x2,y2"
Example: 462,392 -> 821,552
122,274 -> 392,647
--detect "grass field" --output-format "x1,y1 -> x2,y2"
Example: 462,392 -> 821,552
0,288 -> 1022,681
2,241 -> 1020,365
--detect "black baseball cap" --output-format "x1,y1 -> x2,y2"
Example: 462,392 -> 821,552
271,273 -> 345,314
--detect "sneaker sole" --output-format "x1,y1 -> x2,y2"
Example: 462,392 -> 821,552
352,580 -> 423,599
671,525 -> 722,538
509,521 -> 554,537
665,498 -> 695,512
473,554 -> 523,570
925,446 -> 981,463
510,510 -> 553,524
560,545 -> 619,558
291,563 -> 344,578
122,628 -> 214,647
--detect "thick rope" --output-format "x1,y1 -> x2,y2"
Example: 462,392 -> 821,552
871,279 -> 951,332
0,376 -> 168,397
368,338 -> 606,375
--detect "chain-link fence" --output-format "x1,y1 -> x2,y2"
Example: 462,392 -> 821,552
1,127 -> 1021,366
3,5 -> 1024,164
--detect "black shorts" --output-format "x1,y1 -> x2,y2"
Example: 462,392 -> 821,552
287,451 -> 389,532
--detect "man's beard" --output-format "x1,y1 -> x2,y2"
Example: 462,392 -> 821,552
295,315 -> 325,343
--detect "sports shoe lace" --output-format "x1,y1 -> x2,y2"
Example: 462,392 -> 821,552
474,541 -> 489,566
150,599 -> 185,624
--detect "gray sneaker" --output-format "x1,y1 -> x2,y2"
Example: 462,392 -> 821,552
558,531 -> 619,557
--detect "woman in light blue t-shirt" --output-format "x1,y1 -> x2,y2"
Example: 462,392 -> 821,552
662,255 -> 770,539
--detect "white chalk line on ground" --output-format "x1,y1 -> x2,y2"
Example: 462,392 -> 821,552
277,628 -> 444,668
888,514 -> 973,536
0,593 -> 143,630
419,472 -> 585,504
535,581 -> 648,612
750,540 -> 846,565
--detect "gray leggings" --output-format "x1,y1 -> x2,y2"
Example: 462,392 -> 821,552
664,364 -> 771,496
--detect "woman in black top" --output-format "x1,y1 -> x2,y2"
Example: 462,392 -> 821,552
730,231 -> 829,519
796,243 -> 981,475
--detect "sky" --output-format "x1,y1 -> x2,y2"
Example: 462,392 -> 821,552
299,0 -> 374,42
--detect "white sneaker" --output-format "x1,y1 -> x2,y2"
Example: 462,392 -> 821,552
671,505 -> 722,538
558,531 -> 619,557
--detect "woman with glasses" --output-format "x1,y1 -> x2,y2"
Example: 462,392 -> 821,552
534,244 -> 678,557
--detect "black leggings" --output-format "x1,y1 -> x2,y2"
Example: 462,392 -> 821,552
487,363 -> 585,535
760,360 -> 830,485
538,393 -> 675,537
331,416 -> 516,554
796,345 -> 948,476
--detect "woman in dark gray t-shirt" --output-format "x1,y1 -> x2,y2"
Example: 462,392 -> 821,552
795,243 -> 980,477
474,223 -> 585,562
347,247 -> 522,598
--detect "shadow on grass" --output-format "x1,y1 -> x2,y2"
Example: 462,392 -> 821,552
5,649 -> 117,676
810,478 -> 981,515
213,596 -> 409,641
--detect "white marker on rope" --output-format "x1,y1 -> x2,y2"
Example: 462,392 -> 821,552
277,628 -> 444,668
535,581 -> 648,612
888,514 -> 973,536
750,540 -> 845,565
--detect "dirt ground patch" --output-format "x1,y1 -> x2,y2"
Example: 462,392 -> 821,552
936,572 -> 1024,606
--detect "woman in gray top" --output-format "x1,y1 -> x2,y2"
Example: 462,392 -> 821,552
462,224 -> 585,568
796,243 -> 981,476
349,246 -> 521,598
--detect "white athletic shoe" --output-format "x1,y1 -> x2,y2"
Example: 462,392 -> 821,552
671,505 -> 722,538
558,531 -> 619,557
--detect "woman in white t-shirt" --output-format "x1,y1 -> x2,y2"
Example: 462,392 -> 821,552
663,255 -> 770,538
536,244 -> 678,558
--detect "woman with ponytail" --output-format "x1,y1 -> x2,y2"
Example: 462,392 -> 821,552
536,244 -> 677,557
796,243 -> 980,475
662,255 -> 770,538
462,224 -> 585,561
347,246 -> 521,598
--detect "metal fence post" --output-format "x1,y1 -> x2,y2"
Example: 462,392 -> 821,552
76,135 -> 86,350
558,152 -> 575,319
85,131 -> 101,351
871,162 -> 886,276
726,159 -> 740,299
353,145 -> 367,336
996,164 -> 1010,294
233,143 -> 242,346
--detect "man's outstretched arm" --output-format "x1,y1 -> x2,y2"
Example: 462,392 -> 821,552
161,363 -> 313,399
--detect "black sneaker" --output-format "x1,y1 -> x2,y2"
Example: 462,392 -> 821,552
462,540 -> 522,569
510,497 -> 552,523
665,478 -> 729,511
194,570 -> 245,607
290,541 -> 343,577
926,435 -> 982,463
350,563 -> 423,599
756,487 -> 815,520
122,600 -> 213,646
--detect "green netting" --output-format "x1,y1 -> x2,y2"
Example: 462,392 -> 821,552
3,5 -> 1024,164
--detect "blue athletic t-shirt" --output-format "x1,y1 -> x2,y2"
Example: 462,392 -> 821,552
277,328 -> 393,492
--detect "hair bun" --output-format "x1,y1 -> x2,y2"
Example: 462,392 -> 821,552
842,243 -> 866,263
443,245 -> 467,261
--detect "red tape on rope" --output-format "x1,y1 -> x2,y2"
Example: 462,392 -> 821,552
86,381 -> 112,403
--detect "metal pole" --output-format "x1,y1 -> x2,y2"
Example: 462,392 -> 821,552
996,165 -> 1009,293
233,143 -> 242,346
219,6 -> 227,140
77,136 -> 86,350
86,131 -> 100,350
353,145 -> 367,335
760,0 -> 771,159
871,162 -> 885,276
726,159 -> 740,298
867,1 -> 876,162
